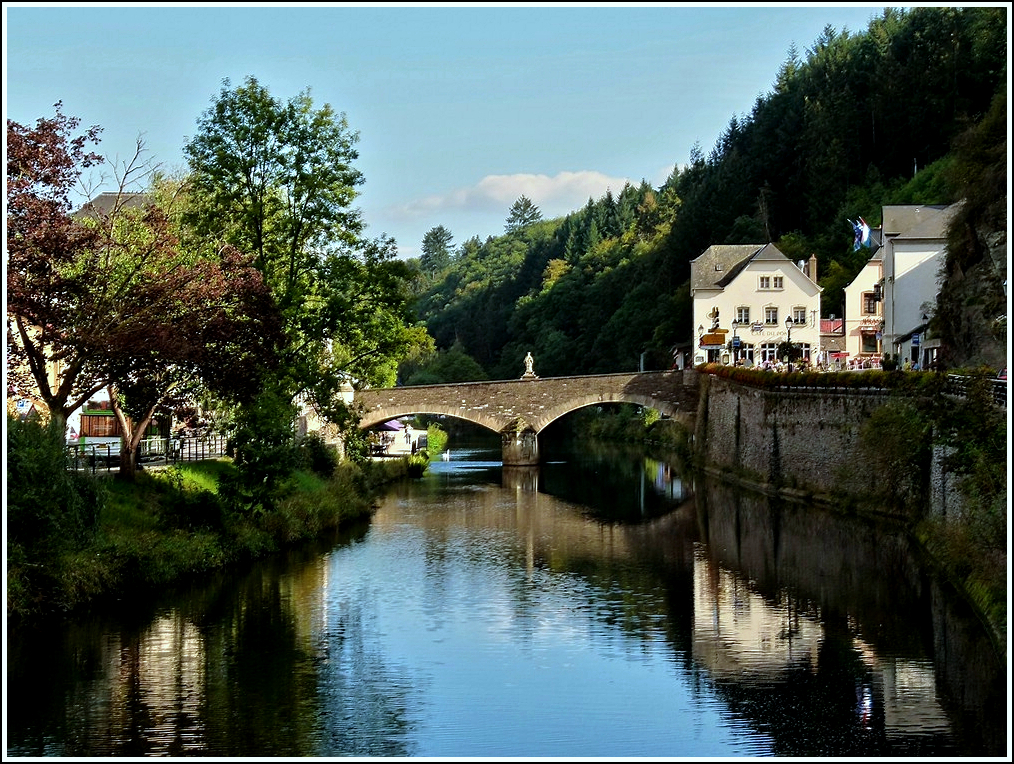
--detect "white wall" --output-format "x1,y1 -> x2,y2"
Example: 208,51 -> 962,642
884,241 -> 944,345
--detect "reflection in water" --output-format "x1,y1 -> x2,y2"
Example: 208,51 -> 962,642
5,445 -> 1005,757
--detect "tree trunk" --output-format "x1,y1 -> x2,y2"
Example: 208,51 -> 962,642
108,386 -> 156,482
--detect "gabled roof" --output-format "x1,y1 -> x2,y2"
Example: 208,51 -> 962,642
892,203 -> 960,241
821,318 -> 844,334
72,192 -> 149,219
690,242 -> 811,291
690,244 -> 764,291
880,203 -> 957,238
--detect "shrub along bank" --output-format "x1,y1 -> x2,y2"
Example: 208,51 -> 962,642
6,414 -> 428,624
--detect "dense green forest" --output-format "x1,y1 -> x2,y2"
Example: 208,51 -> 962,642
401,7 -> 1007,383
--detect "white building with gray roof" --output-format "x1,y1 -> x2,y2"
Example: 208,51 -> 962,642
689,243 -> 822,366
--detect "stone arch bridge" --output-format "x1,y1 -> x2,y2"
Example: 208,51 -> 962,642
355,370 -> 700,466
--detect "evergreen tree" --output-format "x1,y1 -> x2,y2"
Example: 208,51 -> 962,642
420,225 -> 453,275
505,195 -> 542,234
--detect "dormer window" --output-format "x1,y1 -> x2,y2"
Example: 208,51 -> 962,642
759,276 -> 770,289
715,263 -> 723,271
773,276 -> 783,289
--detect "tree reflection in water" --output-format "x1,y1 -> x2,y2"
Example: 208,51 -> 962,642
5,444 -> 1005,757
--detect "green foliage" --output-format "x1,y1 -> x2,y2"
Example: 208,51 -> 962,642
151,466 -> 226,532
857,399 -> 932,509
425,423 -> 448,455
298,432 -> 339,478
400,340 -> 487,384
184,75 -> 424,438
7,413 -> 105,617
6,414 -> 103,553
420,225 -> 454,276
929,367 -> 1007,545
8,452 -> 416,622
218,386 -> 300,514
505,195 -> 542,234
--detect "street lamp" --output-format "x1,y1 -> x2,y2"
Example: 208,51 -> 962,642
731,319 -> 739,365
784,314 -> 794,369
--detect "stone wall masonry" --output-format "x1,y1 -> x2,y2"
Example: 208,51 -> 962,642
698,375 -> 902,506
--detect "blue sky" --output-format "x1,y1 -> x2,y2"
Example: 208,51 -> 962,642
4,3 -> 891,259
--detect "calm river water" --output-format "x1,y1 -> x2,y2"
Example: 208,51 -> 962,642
5,438 -> 1007,758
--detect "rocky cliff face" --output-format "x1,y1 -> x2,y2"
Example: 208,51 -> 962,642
935,87 -> 1006,371
936,204 -> 1007,370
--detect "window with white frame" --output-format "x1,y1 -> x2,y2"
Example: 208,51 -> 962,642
773,275 -> 783,289
736,307 -> 750,324
792,307 -> 806,324
759,276 -> 770,289
760,343 -> 779,362
764,307 -> 778,324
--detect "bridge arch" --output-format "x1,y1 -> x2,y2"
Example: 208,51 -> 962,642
527,393 -> 686,433
358,405 -> 503,436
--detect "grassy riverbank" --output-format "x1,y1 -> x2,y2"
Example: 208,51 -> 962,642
7,447 -> 423,624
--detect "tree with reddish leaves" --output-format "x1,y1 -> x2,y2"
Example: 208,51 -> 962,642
8,105 -> 284,480
7,103 -> 105,424
104,234 -> 283,480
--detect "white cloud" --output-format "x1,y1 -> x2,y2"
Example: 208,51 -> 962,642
385,170 -> 639,224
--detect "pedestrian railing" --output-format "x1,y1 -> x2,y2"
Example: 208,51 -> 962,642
946,374 -> 1006,409
66,434 -> 230,473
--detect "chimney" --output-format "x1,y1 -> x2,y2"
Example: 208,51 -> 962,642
807,254 -> 818,283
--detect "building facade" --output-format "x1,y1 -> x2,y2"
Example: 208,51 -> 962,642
878,204 -> 957,369
690,244 -> 822,366
842,250 -> 885,366
842,203 -> 958,370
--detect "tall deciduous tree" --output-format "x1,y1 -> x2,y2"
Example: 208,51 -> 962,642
183,76 -> 422,463
8,106 -> 284,480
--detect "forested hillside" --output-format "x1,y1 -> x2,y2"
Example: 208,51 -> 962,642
402,7 -> 1007,383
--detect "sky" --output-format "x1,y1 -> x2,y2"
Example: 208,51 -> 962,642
4,3 -> 894,259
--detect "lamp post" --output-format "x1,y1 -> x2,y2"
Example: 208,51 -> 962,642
784,314 -> 794,371
731,320 -> 739,365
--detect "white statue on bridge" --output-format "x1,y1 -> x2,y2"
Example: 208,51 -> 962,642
521,351 -> 538,379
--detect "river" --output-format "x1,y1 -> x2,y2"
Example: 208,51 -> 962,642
5,436 -> 1007,758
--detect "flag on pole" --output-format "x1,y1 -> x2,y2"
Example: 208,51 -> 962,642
849,217 -> 873,251
858,216 -> 871,248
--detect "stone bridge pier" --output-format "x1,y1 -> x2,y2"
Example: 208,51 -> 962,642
354,370 -> 699,466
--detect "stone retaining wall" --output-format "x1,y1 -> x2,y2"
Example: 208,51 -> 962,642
696,374 -> 961,518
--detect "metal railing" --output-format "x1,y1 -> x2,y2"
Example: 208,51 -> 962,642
66,434 -> 230,473
946,374 -> 1006,409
